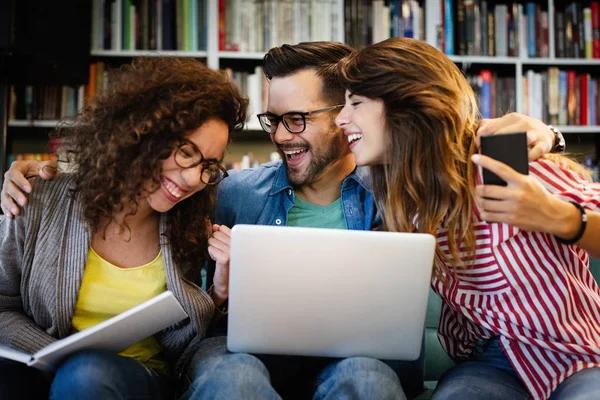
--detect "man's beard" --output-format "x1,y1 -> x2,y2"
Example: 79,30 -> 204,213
282,133 -> 346,187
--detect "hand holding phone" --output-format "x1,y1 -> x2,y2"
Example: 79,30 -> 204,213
479,132 -> 529,186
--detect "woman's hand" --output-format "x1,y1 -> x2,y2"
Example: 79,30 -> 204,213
471,154 -> 580,236
207,224 -> 231,307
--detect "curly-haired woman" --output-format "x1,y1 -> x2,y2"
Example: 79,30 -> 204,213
0,57 -> 247,399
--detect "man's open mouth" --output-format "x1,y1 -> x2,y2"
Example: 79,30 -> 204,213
282,148 -> 309,163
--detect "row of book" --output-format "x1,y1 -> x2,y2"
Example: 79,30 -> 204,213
467,72 -> 516,119
440,1 -> 538,57
91,0 -> 208,52
524,69 -> 600,127
348,0 -> 425,48
224,67 -> 268,121
8,86 -> 85,122
438,1 -> 600,58
555,3 -> 600,59
219,0 -> 343,52
8,62 -> 107,122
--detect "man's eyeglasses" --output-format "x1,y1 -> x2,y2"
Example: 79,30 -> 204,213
174,141 -> 229,185
256,105 -> 344,134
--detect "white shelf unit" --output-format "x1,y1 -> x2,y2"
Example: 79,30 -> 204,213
426,0 -> 600,134
43,0 -> 600,136
8,120 -> 60,128
217,52 -> 266,61
556,126 -> 600,134
91,50 -> 208,58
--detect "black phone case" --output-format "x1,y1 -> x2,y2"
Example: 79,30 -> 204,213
480,132 -> 529,186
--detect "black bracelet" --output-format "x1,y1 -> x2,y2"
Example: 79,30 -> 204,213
555,201 -> 587,245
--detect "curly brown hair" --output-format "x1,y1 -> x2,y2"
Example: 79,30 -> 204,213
54,57 -> 248,282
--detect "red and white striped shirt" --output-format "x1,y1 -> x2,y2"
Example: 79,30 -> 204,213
432,159 -> 600,400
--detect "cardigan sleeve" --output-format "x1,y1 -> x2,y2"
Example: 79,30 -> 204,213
0,208 -> 57,354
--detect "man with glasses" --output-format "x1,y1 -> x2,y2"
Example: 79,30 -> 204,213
188,42 -> 400,399
1,42 -> 560,399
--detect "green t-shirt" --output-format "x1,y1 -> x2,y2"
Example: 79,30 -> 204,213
286,197 -> 347,229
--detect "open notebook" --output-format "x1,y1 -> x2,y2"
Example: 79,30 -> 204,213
0,291 -> 188,372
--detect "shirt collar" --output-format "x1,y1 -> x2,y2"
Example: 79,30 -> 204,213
269,161 -> 373,195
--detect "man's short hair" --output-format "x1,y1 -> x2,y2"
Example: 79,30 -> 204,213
263,41 -> 355,105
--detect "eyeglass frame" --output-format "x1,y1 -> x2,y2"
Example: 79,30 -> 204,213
256,104 -> 344,134
173,140 -> 229,185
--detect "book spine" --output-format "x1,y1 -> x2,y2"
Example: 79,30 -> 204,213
444,0 -> 453,54
585,7 -> 593,58
593,2 -> 600,58
526,3 -> 536,57
556,12 -> 565,58
480,70 -> 492,118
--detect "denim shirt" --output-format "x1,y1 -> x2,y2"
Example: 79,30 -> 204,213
205,160 -> 378,309
213,160 -> 378,231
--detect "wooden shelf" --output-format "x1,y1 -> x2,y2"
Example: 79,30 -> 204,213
8,120 -> 60,128
218,51 -> 266,60
91,50 -> 208,57
448,56 -> 600,66
449,56 -> 519,64
522,58 -> 600,66
556,126 -> 600,134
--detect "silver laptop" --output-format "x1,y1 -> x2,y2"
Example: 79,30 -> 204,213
227,225 -> 436,361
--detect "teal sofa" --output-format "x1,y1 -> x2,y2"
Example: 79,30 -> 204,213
417,257 -> 600,398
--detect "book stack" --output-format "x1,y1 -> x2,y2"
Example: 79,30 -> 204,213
555,2 -> 600,59
90,0 -> 207,52
220,0 -> 343,52
523,68 -> 600,126
9,86 -> 85,122
346,0 -> 425,49
467,71 -> 516,118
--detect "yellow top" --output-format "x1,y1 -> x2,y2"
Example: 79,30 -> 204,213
71,247 -> 168,374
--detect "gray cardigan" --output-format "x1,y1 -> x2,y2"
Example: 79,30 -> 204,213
0,174 -> 215,375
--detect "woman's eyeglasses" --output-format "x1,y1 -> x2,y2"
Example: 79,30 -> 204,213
174,141 -> 228,185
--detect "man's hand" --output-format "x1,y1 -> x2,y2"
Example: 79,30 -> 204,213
1,160 -> 58,218
471,154 -> 578,236
476,113 -> 554,161
207,224 -> 231,307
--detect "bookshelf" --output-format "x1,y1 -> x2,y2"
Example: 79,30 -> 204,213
2,0 -> 90,180
4,0 -> 600,173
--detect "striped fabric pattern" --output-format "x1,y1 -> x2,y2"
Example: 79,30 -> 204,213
432,159 -> 600,400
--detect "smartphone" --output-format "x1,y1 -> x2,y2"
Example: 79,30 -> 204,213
479,132 -> 529,186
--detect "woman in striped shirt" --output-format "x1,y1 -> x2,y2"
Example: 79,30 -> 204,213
335,37 -> 600,400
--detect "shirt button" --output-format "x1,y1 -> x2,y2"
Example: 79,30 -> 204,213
275,219 -> 282,225
288,189 -> 292,195
349,208 -> 354,215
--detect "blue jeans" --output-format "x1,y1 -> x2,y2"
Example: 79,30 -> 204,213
2,350 -> 171,399
50,350 -> 172,399
432,337 -> 600,400
180,336 -> 406,400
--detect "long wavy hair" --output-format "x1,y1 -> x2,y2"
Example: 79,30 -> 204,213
339,38 -> 481,281
54,57 -> 248,281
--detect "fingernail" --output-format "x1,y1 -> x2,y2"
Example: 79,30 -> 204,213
18,198 -> 26,206
11,208 -> 18,214
23,185 -> 31,192
471,154 -> 480,162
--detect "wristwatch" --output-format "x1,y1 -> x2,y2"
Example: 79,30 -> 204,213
548,125 -> 566,153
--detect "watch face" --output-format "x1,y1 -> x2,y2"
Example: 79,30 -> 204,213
552,127 -> 566,152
